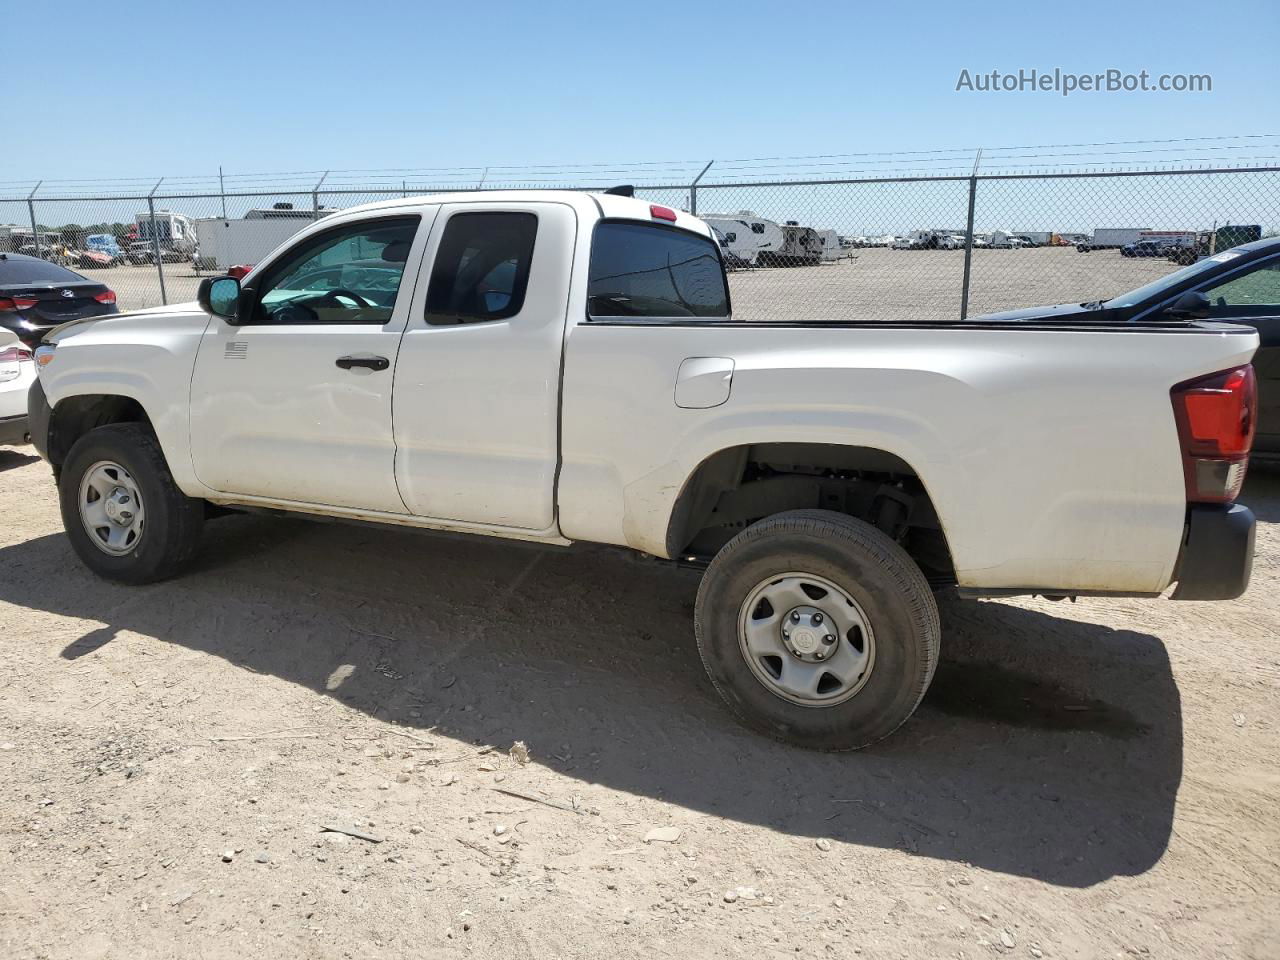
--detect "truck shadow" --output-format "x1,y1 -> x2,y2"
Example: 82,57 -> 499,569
0,517 -> 1183,889
0,448 -> 39,472
1244,466 -> 1280,522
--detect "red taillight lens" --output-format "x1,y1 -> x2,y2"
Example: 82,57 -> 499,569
0,296 -> 37,310
94,289 -> 116,305
0,346 -> 33,363
1171,365 -> 1257,503
649,204 -> 678,222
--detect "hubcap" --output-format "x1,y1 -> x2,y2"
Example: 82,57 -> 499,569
737,572 -> 876,707
78,461 -> 146,556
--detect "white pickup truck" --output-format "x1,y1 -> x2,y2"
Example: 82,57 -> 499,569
27,190 -> 1260,749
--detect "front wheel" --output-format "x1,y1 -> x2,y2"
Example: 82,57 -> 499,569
59,423 -> 204,584
695,510 -> 939,750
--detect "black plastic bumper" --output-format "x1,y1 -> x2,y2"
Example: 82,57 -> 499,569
27,377 -> 51,461
1170,503 -> 1255,600
0,414 -> 28,446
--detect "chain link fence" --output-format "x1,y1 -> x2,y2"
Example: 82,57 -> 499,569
2,166 -> 1277,319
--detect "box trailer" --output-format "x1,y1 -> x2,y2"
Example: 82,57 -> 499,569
1076,227 -> 1151,252
195,209 -> 333,271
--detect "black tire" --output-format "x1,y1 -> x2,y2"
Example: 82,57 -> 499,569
694,509 -> 939,751
59,423 -> 204,584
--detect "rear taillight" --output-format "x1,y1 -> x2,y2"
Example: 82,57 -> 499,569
1171,365 -> 1257,503
94,290 -> 116,305
650,204 -> 678,222
0,296 -> 37,310
0,346 -> 33,363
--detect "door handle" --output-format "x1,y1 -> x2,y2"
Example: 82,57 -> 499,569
336,355 -> 390,371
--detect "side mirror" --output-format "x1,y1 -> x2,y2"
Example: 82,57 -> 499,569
1165,290 -> 1211,320
198,276 -> 242,323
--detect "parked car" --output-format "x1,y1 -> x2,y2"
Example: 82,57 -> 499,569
0,328 -> 35,446
126,241 -> 155,265
84,234 -> 125,265
0,253 -> 119,349
976,236 -> 1280,462
27,191 -> 1259,751
75,250 -> 115,270
1121,239 -> 1177,258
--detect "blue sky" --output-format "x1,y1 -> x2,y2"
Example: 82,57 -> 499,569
2,0 -> 1275,186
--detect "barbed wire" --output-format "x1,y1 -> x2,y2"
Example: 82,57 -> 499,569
2,134 -> 1279,200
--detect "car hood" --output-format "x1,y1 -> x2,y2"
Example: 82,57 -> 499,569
45,300 -> 201,342
973,301 -> 1129,323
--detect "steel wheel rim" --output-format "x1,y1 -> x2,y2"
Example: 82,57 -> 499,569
737,572 -> 876,707
78,460 -> 146,556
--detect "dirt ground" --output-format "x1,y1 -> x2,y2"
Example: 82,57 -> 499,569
1,448 -> 1277,960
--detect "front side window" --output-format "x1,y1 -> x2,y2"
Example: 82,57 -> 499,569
425,212 -> 538,325
251,217 -> 419,325
1201,259 -> 1280,316
588,221 -> 729,319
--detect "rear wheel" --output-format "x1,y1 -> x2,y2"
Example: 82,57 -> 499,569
695,509 -> 939,750
59,423 -> 204,584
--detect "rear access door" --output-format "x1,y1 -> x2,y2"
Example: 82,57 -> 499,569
392,200 -> 577,530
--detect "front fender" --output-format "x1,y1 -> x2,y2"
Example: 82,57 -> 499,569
39,308 -> 213,496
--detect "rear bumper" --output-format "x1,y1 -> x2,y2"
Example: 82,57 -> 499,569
0,413 -> 28,446
1170,503 -> 1256,600
27,377 -> 51,461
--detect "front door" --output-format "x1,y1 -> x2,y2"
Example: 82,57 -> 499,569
189,211 -> 433,512
1199,255 -> 1280,458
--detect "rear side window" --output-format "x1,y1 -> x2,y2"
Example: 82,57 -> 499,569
588,221 -> 728,319
0,256 -> 85,284
425,212 -> 538,325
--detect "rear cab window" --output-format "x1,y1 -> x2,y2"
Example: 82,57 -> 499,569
588,221 -> 729,320
0,257 -> 86,285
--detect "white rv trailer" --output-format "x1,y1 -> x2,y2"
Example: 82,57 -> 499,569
700,213 -> 785,265
816,229 -> 844,261
134,210 -> 196,256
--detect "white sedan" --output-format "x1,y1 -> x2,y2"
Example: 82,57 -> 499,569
0,328 -> 35,446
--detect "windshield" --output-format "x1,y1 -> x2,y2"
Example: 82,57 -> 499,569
1105,249 -> 1245,308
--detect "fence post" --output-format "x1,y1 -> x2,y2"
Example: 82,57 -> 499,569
148,178 -> 168,306
312,170 -> 329,215
689,160 -> 714,215
26,181 -> 42,259
219,165 -> 227,220
959,149 -> 982,320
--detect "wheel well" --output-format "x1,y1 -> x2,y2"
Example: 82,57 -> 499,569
666,443 -> 955,584
47,395 -> 154,468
